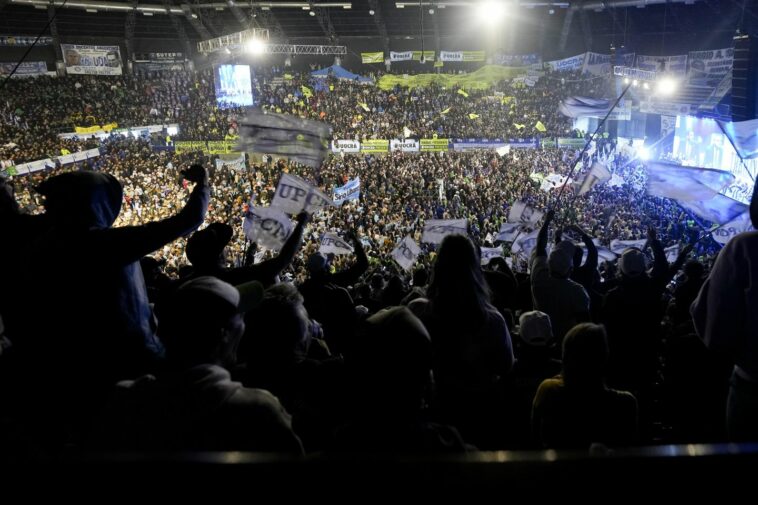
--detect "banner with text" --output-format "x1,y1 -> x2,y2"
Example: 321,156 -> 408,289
331,139 -> 361,153
391,236 -> 422,271
272,173 -> 335,215
243,206 -> 292,251
319,232 -> 354,255
361,51 -> 384,64
360,139 -> 389,153
0,61 -> 47,78
687,48 -> 733,87
439,51 -> 486,62
390,139 -> 420,152
333,177 -> 361,205
493,53 -> 541,66
635,54 -> 688,77
61,44 -> 123,75
547,53 -> 586,72
420,138 -> 450,152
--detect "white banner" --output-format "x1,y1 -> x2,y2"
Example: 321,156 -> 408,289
440,51 -> 463,62
215,153 -> 246,171
540,173 -> 569,193
271,173 -> 335,215
57,148 -> 101,165
583,52 -> 611,76
319,232 -> 354,255
480,247 -> 504,266
391,235 -> 421,271
242,206 -> 293,251
0,61 -> 47,78
10,158 -> 55,175
511,229 -> 540,257
390,51 -> 413,62
508,201 -> 544,225
333,177 -> 361,205
547,53 -> 586,72
639,101 -> 692,116
331,139 -> 361,153
635,54 -> 688,77
421,219 -> 468,244
61,44 -> 123,75
389,139 -> 420,152
687,48 -> 733,87
610,239 -> 647,255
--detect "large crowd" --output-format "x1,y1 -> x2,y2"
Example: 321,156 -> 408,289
0,61 -> 754,457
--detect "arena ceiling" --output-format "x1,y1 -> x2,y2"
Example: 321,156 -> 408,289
0,0 -> 755,56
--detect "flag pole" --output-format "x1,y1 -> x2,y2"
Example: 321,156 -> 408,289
553,82 -> 633,209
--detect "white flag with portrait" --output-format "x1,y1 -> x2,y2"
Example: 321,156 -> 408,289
421,219 -> 468,244
391,236 -> 421,271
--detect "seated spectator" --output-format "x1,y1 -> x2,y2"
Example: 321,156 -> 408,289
92,276 -> 303,453
532,323 -> 638,449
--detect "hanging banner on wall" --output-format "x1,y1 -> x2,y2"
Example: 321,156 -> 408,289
687,48 -> 733,87
390,139 -> 420,152
583,52 -> 611,76
331,139 -> 361,153
639,101 -> 693,116
420,138 -> 450,152
390,51 -> 413,62
361,51 -> 384,64
635,54 -> 688,76
546,53 -> 586,72
0,61 -> 47,77
361,139 -> 389,153
439,51 -> 486,62
493,53 -> 541,66
61,44 -> 123,75
0,35 -> 53,46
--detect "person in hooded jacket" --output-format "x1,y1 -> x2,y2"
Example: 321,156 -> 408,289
0,165 -> 209,447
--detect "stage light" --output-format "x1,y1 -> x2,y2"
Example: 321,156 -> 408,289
369,9 -> 375,15
429,8 -> 434,14
637,147 -> 650,161
632,79 -> 639,87
643,82 -> 650,90
246,38 -> 266,54
309,10 -> 315,15
477,0 -> 506,25
656,76 -> 678,96
624,77 -> 630,84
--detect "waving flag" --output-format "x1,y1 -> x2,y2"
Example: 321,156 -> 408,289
301,86 -> 313,98
645,161 -> 735,202
719,118 -> 758,159
679,194 -> 749,225
391,236 -> 421,271
333,177 -> 361,205
712,212 -> 754,245
480,247 -> 505,266
535,120 -> 547,132
577,161 -> 612,195
271,173 -> 335,215
468,113 -> 480,120
610,239 -> 647,255
236,110 -> 331,168
457,89 -> 469,98
243,206 -> 293,251
508,201 -> 544,225
559,96 -> 611,118
496,222 -> 522,243
421,219 -> 468,244
319,232 -> 354,255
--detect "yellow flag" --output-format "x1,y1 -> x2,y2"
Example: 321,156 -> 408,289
513,123 -> 526,130
441,107 -> 451,115
284,73 -> 293,80
358,102 -> 370,112
329,84 -> 334,91
535,120 -> 547,132
501,96 -> 514,105
468,113 -> 480,119
301,85 -> 313,98
60,148 -> 71,155
457,89 -> 469,98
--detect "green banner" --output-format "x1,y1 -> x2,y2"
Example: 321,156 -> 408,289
377,65 -> 526,91
462,51 -> 486,62
412,51 -> 435,62
420,138 -> 449,152
174,141 -> 206,154
541,138 -> 557,148
361,51 -> 384,64
557,138 -> 586,149
207,140 -> 235,154
361,139 -> 389,153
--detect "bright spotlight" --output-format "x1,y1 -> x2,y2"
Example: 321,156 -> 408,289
309,10 -> 315,16
477,0 -> 506,25
656,76 -> 678,96
638,147 -> 651,161
632,79 -> 639,87
643,82 -> 650,90
246,38 -> 266,54
624,77 -> 630,84
369,9 -> 375,15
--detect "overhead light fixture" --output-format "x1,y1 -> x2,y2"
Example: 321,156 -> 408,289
143,11 -> 153,15
477,0 -> 506,26
310,10 -> 315,15
216,7 -> 224,10
369,9 -> 375,15
656,76 -> 678,96
302,6 -> 310,9
549,8 -> 555,14
343,4 -> 351,8
429,8 -> 434,14
191,13 -> 198,18
86,8 -> 97,12
246,38 -> 266,54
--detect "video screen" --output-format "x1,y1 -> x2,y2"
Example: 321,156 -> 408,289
672,115 -> 756,203
214,64 -> 253,108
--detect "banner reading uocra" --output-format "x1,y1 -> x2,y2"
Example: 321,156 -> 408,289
61,44 -> 123,75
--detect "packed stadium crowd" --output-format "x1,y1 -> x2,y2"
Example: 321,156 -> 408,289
0,62 -> 754,456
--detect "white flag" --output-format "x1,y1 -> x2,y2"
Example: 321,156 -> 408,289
508,201 -> 544,225
480,247 -> 504,265
421,219 -> 468,244
271,173 -> 335,215
496,222 -> 522,243
610,239 -> 647,255
720,118 -> 758,159
319,232 -> 354,255
391,235 -> 421,271
511,229 -> 540,257
645,162 -> 735,202
333,177 -> 361,205
243,206 -> 293,251
577,161 -> 612,195
679,194 -> 749,225
664,244 -> 680,263
712,212 -> 754,245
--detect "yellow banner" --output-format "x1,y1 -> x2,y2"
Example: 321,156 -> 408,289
420,139 -> 449,152
377,65 -> 527,91
412,51 -> 435,62
462,51 -> 486,62
207,140 -> 236,154
361,51 -> 384,64
360,139 -> 389,153
174,140 -> 237,154
74,125 -> 102,134
174,141 -> 206,154
102,122 -> 118,132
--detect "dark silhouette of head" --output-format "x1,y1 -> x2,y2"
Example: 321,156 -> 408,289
561,323 -> 609,390
427,234 -> 492,321
185,223 -> 233,269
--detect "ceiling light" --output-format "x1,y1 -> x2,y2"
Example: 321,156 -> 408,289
369,9 -> 375,15
309,10 -> 315,15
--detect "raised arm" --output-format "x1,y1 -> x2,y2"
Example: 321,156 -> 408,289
241,211 -> 308,283
568,224 -> 597,269
535,209 -> 555,258
94,165 -> 210,265
330,229 -> 369,287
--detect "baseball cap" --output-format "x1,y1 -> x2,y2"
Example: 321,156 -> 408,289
518,311 -> 553,347
185,223 -> 233,266
619,248 -> 647,277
